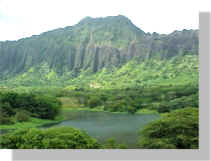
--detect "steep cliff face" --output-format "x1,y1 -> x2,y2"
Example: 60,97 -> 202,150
0,15 -> 198,82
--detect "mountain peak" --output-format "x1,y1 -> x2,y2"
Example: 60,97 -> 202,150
78,16 -> 93,23
78,15 -> 132,25
115,14 -> 131,20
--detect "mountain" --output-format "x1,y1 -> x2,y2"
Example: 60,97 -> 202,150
0,15 -> 198,88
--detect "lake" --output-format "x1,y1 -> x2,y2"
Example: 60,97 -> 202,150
43,110 -> 160,148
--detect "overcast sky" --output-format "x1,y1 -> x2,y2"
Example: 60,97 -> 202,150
0,0 -> 210,41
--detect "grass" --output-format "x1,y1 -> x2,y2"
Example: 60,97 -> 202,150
136,108 -> 158,114
0,115 -> 64,130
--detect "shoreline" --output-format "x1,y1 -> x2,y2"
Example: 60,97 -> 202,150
0,108 -> 159,132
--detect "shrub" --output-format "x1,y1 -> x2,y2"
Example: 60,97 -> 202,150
102,138 -> 127,149
127,106 -> 137,114
0,102 -> 15,116
104,100 -> 127,112
157,102 -> 171,113
31,95 -> 61,119
0,127 -> 100,149
138,107 -> 198,149
87,97 -> 101,108
100,94 -> 108,102
157,94 -> 198,113
0,92 -> 61,120
0,92 -> 20,108
0,112 -> 13,125
14,110 -> 30,122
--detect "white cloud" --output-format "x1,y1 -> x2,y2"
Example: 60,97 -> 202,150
0,0 -> 210,41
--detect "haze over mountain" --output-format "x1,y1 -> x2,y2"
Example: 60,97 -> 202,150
0,15 -> 198,88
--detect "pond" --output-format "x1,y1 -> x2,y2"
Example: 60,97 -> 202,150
43,110 -> 160,148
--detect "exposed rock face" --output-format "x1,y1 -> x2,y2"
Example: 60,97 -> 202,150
0,15 -> 198,80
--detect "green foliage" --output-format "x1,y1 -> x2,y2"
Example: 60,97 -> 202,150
70,55 -> 198,90
0,117 -> 63,130
102,138 -> 127,149
0,92 -> 61,120
157,94 -> 198,113
127,106 -> 137,114
0,102 -> 15,116
0,127 -> 100,149
87,96 -> 101,108
138,107 -> 198,149
0,112 -> 14,125
14,110 -> 30,122
31,95 -> 61,119
104,101 -> 126,112
61,83 -> 198,114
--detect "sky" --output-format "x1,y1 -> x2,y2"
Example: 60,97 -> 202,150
0,0 -> 210,41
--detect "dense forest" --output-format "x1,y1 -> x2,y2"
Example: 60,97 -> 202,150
0,15 -> 198,149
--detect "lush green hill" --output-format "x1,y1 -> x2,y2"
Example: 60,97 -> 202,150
66,54 -> 198,89
0,54 -> 198,89
0,15 -> 198,88
0,15 -> 144,79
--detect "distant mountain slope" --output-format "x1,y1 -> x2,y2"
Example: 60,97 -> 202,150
0,15 -> 198,87
65,54 -> 198,89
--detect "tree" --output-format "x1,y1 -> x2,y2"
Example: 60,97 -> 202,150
127,106 -> 137,114
0,127 -> 100,149
0,92 -> 61,120
87,96 -> 101,108
138,107 -> 198,149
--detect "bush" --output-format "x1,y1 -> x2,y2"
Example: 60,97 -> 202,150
0,102 -> 15,116
102,138 -> 127,149
0,112 -> 14,125
100,94 -> 108,102
0,127 -> 100,149
138,107 -> 198,149
104,102 -> 121,112
31,95 -> 61,119
157,94 -> 198,113
127,106 -> 137,114
87,97 -> 101,108
0,92 -> 61,120
157,102 -> 171,113
14,110 -> 30,122
104,100 -> 128,112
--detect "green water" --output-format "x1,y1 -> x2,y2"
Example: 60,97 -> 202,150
43,110 -> 160,148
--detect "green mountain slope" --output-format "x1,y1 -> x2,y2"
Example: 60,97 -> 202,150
0,15 -> 198,88
66,54 -> 198,89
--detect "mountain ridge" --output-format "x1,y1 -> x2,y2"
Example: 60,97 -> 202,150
0,15 -> 198,88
